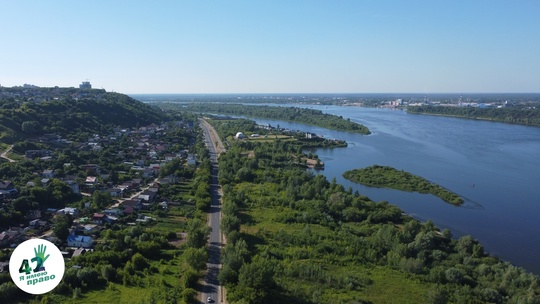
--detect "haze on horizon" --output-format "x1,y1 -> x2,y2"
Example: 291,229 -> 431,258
1,1 -> 539,94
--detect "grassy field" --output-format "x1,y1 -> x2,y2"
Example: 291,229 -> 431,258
68,257 -> 184,304
235,182 -> 431,303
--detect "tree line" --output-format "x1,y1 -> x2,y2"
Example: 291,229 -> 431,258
159,103 -> 371,134
407,105 -> 540,128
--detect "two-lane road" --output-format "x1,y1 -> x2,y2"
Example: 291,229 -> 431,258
200,119 -> 225,303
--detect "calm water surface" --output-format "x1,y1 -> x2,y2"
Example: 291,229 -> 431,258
251,106 -> 540,274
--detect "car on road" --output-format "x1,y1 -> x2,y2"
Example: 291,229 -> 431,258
207,297 -> 214,303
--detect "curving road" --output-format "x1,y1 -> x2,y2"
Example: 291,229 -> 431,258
200,119 -> 225,304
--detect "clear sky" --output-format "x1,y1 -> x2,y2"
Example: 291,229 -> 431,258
1,1 -> 539,94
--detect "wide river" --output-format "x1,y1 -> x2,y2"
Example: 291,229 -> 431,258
247,105 -> 540,275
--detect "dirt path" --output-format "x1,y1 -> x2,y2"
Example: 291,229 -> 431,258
1,145 -> 16,163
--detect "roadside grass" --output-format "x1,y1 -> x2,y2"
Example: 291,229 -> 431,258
75,284 -> 157,303
74,258 -> 184,304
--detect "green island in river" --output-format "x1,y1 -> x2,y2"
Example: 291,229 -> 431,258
343,165 -> 464,205
158,102 -> 372,134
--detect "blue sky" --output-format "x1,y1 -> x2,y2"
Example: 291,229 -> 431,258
1,1 -> 539,94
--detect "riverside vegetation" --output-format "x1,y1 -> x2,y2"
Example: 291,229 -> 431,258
159,102 -> 372,135
212,122 -> 540,303
407,105 -> 540,128
343,165 -> 464,205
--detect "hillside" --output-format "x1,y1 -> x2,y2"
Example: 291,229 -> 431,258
0,87 -> 168,143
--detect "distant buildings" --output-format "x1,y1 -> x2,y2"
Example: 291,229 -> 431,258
235,132 -> 246,139
79,81 -> 92,90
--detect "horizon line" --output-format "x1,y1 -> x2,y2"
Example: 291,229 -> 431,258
127,92 -> 540,95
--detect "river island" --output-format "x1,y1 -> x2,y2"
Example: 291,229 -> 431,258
343,165 -> 464,205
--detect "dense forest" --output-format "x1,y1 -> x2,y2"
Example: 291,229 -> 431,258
158,103 -> 371,134
216,138 -> 539,303
343,165 -> 464,205
0,89 -> 168,143
407,105 -> 540,127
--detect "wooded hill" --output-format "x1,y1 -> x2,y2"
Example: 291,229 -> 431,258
0,88 -> 168,143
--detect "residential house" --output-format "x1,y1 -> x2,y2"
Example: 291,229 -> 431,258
67,234 -> 94,248
29,219 -> 40,228
138,190 -> 157,202
0,181 -> 18,198
41,178 -> 50,187
92,213 -> 107,225
164,153 -> 176,161
147,186 -> 159,193
104,208 -> 123,217
106,188 -> 123,197
159,175 -> 178,185
82,164 -> 100,175
0,229 -> 23,247
85,176 -> 97,184
64,180 -> 80,195
56,207 -> 80,217
187,154 -> 196,166
123,206 -> 135,215
142,168 -> 154,178
83,224 -> 98,233
122,199 -> 143,211
72,247 -> 93,258
42,169 -> 55,178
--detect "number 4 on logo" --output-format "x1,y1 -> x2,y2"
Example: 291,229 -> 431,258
18,259 -> 32,275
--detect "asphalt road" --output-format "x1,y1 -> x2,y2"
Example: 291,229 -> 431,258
200,119 -> 224,303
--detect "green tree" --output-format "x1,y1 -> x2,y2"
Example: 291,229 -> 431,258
186,218 -> 211,249
183,247 -> 208,271
131,253 -> 149,271
53,215 -> 71,242
21,121 -> 40,134
92,191 -> 111,209
101,264 -> 117,282
236,257 -> 276,302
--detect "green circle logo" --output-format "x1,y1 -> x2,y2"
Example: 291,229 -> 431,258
9,239 -> 65,294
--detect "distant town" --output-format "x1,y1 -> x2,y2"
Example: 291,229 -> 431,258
136,91 -> 540,110
0,81 -> 103,103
